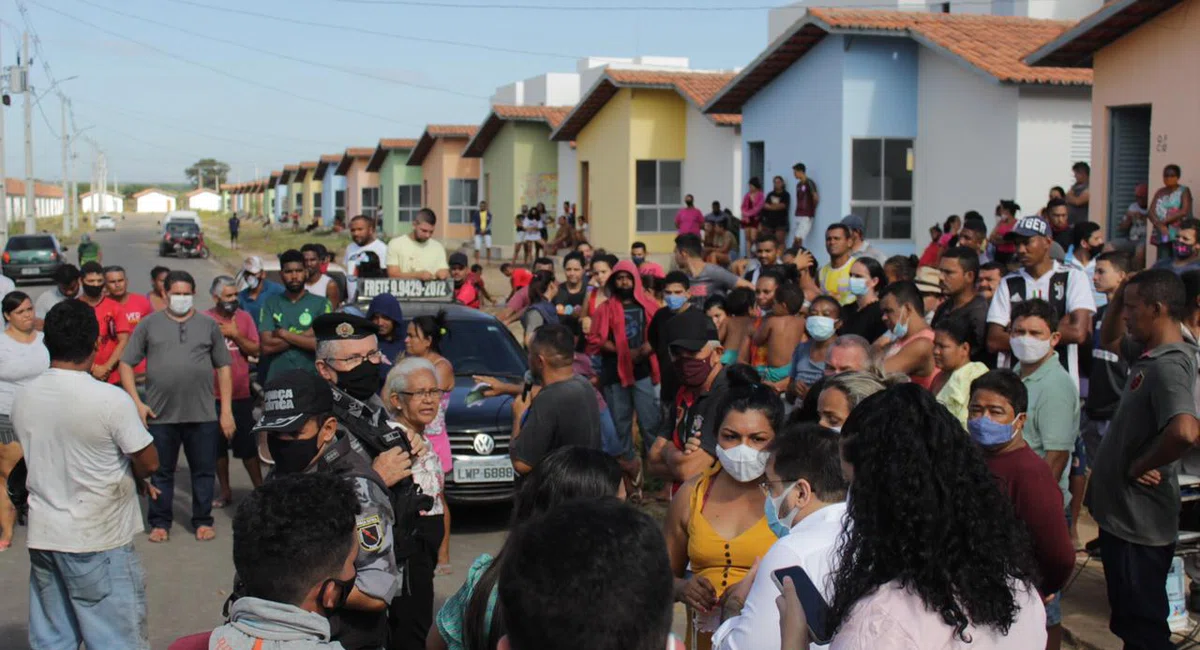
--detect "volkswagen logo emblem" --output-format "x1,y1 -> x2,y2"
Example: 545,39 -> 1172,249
473,433 -> 496,455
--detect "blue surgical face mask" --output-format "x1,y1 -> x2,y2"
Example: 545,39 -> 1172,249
664,294 -> 688,311
967,415 -> 1017,447
848,276 -> 869,296
805,315 -> 836,341
632,255 -> 646,266
764,480 -> 800,538
890,309 -> 910,339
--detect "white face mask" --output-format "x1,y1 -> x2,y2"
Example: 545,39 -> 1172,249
715,443 -> 769,483
168,294 -> 194,316
1009,335 -> 1052,365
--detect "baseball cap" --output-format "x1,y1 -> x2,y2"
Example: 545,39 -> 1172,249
254,370 -> 334,434
243,256 -> 264,274
448,251 -> 469,268
914,266 -> 942,295
840,214 -> 865,234
667,308 -> 720,352
1006,216 -> 1051,240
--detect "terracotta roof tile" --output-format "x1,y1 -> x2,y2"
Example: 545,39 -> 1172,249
407,125 -> 479,166
552,70 -> 741,141
365,138 -> 419,172
316,154 -> 343,177
299,161 -> 318,169
336,147 -> 376,175
283,164 -> 300,171
706,8 -> 1091,114
345,147 -> 376,158
464,105 -> 573,157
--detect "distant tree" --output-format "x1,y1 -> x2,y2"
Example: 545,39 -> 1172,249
185,159 -> 230,188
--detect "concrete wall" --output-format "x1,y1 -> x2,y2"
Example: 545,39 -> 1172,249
378,149 -> 419,237
914,47 -> 1018,243
189,191 -> 222,211
742,34 -> 845,256
482,122 -> 518,247
684,108 -> 742,227
1088,0 -> 1200,230
576,88 -> 634,253
523,72 -> 581,106
136,192 -> 176,213
82,193 -> 124,213
1015,86 -> 1093,218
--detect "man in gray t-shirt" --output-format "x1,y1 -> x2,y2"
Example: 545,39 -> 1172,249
674,232 -> 747,308
118,270 -> 233,541
1088,270 -> 1199,648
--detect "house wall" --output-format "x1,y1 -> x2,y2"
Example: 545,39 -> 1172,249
321,167 -> 341,226
742,34 -> 845,260
483,122 -> 518,247
1088,0 -> 1200,230
274,185 -> 286,221
514,122 -> 559,230
915,48 -> 1019,244
576,88 -> 634,253
379,149 -> 421,237
302,177 -> 322,221
342,158 -> 378,219
1015,86 -> 1093,219
189,192 -> 222,211
422,138 -> 479,242
83,193 -> 123,213
289,181 -> 303,214
557,141 -> 577,218
629,88 -> 689,253
136,192 -> 176,213
685,109 -> 742,234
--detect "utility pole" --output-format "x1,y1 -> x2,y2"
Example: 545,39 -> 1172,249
60,95 -> 68,236
21,32 -> 33,234
0,28 -> 9,250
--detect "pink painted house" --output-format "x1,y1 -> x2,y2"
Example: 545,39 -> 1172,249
335,147 -> 379,219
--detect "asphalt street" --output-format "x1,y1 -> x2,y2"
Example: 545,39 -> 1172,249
0,215 -> 511,649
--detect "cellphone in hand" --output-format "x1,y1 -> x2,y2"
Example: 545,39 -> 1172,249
772,565 -> 832,644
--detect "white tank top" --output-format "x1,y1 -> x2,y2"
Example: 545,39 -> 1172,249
307,274 -> 332,299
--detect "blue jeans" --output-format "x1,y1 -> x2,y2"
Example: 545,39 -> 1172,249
604,377 -> 660,461
148,421 -> 220,531
28,542 -> 149,650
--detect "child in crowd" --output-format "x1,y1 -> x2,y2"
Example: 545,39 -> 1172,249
469,263 -> 495,306
753,282 -> 807,388
719,288 -> 755,367
703,295 -> 727,332
500,263 -> 532,302
786,295 -> 841,403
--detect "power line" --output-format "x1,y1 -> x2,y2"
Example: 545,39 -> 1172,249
70,0 -> 486,100
164,0 -> 579,60
27,0 -> 415,126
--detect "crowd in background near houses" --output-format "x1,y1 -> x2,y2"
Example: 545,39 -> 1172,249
3,157 -> 1200,650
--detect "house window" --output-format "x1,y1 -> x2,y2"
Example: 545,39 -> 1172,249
748,142 -> 765,186
849,138 -> 914,240
295,193 -> 304,212
361,187 -> 380,217
397,184 -> 422,223
313,192 -> 323,218
448,178 -> 479,224
635,160 -> 683,232
1070,123 -> 1092,165
335,190 -> 346,220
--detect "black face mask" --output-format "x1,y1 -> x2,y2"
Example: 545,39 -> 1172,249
82,283 -> 103,298
267,435 -> 321,475
219,299 -> 239,315
337,361 -> 383,401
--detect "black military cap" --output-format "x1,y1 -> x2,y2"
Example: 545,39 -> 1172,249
313,313 -> 379,341
254,370 -> 334,433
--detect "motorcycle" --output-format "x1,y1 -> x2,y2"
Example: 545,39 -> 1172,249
165,230 -> 210,259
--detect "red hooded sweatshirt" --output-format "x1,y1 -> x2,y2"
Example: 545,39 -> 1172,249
586,259 -> 660,387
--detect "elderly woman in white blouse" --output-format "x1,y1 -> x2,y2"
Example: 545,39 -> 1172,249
0,291 -> 50,550
382,356 -> 447,647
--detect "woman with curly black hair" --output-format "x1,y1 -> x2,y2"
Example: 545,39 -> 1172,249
796,383 -> 1047,648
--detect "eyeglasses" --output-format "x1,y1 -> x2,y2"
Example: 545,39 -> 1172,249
399,388 -> 447,401
326,349 -> 384,366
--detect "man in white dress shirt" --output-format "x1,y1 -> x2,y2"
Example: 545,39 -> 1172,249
712,422 -> 848,650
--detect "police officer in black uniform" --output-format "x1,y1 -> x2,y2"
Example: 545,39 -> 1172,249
255,369 -> 401,650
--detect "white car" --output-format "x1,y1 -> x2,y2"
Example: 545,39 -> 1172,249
95,215 -> 116,231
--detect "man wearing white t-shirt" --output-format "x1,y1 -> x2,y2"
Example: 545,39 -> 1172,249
386,208 -> 450,280
986,216 -> 1096,387
343,214 -> 389,302
13,299 -> 160,650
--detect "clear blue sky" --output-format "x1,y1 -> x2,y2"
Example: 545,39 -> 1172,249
8,0 -> 775,184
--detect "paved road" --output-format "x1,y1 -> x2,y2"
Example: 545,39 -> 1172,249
0,214 -> 511,649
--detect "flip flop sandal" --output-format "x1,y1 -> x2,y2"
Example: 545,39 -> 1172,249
435,563 -> 454,576
148,528 -> 170,543
196,527 -> 216,542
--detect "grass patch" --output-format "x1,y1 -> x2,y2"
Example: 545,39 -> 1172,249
199,212 -> 352,266
8,216 -> 85,246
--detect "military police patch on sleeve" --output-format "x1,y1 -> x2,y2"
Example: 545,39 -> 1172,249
357,514 -> 384,552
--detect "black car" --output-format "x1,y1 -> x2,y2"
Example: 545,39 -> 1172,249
378,302 -> 527,505
158,222 -> 207,258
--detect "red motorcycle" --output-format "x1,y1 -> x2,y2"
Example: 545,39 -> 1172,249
159,224 -> 210,259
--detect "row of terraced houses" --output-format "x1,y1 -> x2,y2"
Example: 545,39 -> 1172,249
218,0 -> 1199,260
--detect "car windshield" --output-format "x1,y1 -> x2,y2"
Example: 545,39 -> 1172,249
440,320 -> 526,378
167,223 -> 199,235
6,236 -> 55,251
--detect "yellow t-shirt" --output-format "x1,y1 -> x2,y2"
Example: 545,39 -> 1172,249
819,258 -> 856,305
385,234 -> 449,274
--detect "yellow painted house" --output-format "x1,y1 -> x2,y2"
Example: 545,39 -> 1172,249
297,161 -> 321,222
551,69 -> 741,254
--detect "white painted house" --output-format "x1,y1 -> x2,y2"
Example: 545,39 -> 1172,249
134,188 -> 177,214
186,188 -> 222,212
81,190 -> 124,214
1,179 -> 65,224
704,9 -> 1093,259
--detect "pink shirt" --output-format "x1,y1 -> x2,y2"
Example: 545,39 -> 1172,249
675,207 -> 705,236
205,308 -> 259,401
831,581 -> 1046,650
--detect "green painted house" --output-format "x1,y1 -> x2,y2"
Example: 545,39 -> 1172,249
463,105 -> 571,248
366,138 -> 422,237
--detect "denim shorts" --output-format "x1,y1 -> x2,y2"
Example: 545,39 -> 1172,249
1045,592 -> 1062,626
28,542 -> 149,649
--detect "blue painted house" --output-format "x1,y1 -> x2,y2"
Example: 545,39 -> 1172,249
705,9 -> 1092,261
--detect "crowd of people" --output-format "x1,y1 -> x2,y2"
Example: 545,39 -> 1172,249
3,159 -> 1199,650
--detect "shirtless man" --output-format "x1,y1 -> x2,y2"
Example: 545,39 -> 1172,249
744,270 -> 783,366
752,281 -> 806,391
719,287 -> 756,367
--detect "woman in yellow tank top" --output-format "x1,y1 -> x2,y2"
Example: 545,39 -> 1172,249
663,368 -> 782,650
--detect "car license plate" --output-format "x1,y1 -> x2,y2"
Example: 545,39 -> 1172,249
452,456 -> 514,484
20,268 -> 38,275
